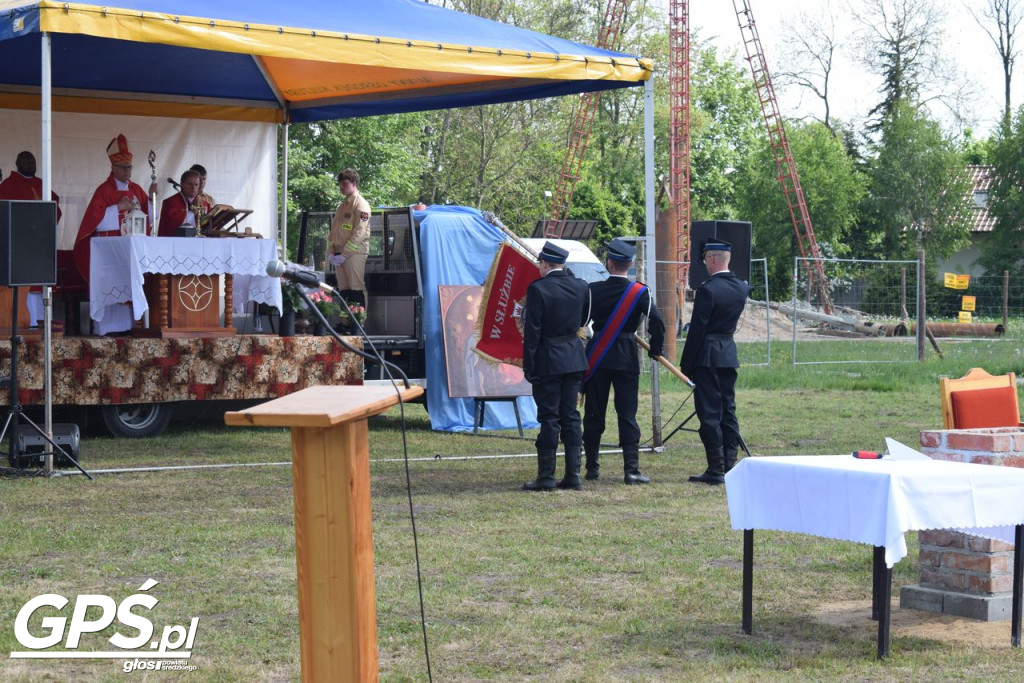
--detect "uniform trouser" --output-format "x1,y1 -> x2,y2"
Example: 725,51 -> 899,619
582,368 -> 640,449
531,372 -> 584,451
692,366 -> 740,452
333,252 -> 368,305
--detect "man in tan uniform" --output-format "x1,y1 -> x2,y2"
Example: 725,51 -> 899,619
327,168 -> 371,309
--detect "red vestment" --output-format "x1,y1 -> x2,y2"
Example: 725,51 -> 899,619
157,193 -> 209,237
0,172 -> 62,222
73,174 -> 149,284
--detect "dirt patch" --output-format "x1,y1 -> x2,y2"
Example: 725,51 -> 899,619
812,600 -> 1011,647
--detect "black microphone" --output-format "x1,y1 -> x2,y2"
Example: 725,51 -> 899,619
167,177 -> 180,190
266,259 -> 331,291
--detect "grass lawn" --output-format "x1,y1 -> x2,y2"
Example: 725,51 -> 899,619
1,337 -> 1023,681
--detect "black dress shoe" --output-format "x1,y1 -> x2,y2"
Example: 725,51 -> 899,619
557,477 -> 583,490
585,469 -> 599,480
523,480 -> 556,492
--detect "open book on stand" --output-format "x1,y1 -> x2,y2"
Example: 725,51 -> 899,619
199,204 -> 255,237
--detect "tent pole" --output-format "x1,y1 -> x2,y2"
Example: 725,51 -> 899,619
280,122 -> 290,254
41,31 -> 54,475
644,77 -> 662,448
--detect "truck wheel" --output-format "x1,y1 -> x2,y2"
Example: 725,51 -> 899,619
100,403 -> 173,438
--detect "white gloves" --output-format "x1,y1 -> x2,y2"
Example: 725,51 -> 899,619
328,253 -> 347,266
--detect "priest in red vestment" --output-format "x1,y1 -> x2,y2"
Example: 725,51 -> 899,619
72,134 -> 157,286
0,151 -> 62,222
157,169 -> 207,237
74,134 -> 158,335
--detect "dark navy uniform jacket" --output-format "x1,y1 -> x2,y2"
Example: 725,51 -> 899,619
522,269 -> 589,380
679,271 -> 750,377
585,276 -> 666,372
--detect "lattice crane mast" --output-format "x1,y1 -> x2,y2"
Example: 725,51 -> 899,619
544,0 -> 630,238
732,0 -> 832,311
669,0 -> 691,286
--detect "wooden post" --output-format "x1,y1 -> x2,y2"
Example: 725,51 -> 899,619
225,385 -> 424,683
1005,270 -> 1010,331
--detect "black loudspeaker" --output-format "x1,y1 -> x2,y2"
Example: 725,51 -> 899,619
688,220 -> 752,289
11,423 -> 81,469
0,200 -> 57,286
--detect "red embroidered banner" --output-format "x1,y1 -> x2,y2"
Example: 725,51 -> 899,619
474,242 -> 539,367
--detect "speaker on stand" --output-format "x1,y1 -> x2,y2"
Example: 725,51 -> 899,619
0,200 -> 88,477
688,220 -> 753,290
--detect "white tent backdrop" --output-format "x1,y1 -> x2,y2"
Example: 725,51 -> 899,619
1,110 -> 278,248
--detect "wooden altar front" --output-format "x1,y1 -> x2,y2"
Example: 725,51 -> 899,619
139,273 -> 236,338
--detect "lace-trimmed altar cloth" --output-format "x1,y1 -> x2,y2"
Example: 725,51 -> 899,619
90,235 -> 283,324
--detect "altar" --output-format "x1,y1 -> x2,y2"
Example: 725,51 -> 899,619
89,236 -> 282,337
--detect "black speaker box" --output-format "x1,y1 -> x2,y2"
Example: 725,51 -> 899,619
0,200 -> 58,286
688,220 -> 752,289
9,423 -> 81,469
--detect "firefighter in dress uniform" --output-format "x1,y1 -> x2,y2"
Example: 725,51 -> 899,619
581,238 -> 665,484
521,241 -> 590,491
679,239 -> 750,484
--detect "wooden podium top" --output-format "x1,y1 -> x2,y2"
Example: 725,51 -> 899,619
224,384 -> 424,428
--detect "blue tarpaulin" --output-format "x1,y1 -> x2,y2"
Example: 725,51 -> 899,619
416,206 -> 538,432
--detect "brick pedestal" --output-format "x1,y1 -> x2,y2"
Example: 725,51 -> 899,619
899,427 -> 1024,621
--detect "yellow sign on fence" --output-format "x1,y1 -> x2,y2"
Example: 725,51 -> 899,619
959,311 -> 973,324
944,273 -> 971,290
962,295 -> 976,312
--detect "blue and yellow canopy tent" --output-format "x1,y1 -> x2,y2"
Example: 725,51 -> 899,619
0,0 -> 654,241
0,0 -> 651,122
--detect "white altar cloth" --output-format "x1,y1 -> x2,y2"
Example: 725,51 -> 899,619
726,455 -> 1024,566
90,236 -> 282,323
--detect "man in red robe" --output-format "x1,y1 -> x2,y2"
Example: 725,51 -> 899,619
73,134 -> 157,335
72,134 -> 157,286
157,169 -> 205,237
0,151 -> 62,221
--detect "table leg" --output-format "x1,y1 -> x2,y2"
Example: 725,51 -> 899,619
512,398 -> 524,437
1013,524 -> 1023,648
742,529 -> 753,635
876,553 -> 892,660
871,546 -> 884,620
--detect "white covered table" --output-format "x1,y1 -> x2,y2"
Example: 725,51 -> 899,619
90,235 -> 282,331
726,455 -> 1024,658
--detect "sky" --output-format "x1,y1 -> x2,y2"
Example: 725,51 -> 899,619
686,0 -> 1021,138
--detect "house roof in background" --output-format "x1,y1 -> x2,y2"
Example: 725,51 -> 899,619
967,164 -> 996,234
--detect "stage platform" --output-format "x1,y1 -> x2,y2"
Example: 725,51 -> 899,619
0,334 -> 362,407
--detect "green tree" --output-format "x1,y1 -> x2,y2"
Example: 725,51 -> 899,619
734,120 -> 867,300
286,114 -> 429,229
979,106 -> 1024,277
687,43 -> 761,221
864,101 -> 972,262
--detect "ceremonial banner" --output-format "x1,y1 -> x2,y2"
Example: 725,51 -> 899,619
474,242 -> 539,367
